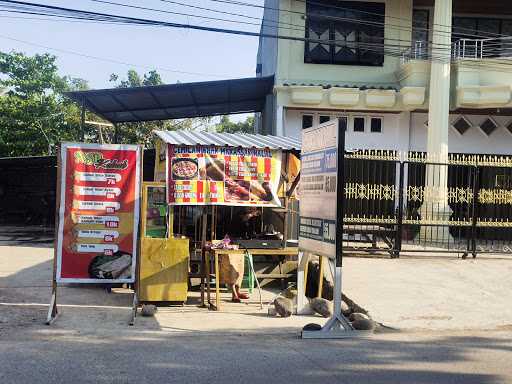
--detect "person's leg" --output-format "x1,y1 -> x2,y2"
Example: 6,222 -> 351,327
231,283 -> 241,302
236,285 -> 249,300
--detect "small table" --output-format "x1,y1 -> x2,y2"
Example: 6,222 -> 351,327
203,247 -> 299,311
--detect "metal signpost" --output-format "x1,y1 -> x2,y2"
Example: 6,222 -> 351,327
299,118 -> 356,339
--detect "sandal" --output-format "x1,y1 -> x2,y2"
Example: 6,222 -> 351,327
237,292 -> 249,300
231,297 -> 241,303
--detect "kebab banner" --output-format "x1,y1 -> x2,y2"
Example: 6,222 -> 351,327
56,143 -> 141,283
167,144 -> 282,206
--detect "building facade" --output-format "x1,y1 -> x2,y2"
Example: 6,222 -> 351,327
256,0 -> 512,156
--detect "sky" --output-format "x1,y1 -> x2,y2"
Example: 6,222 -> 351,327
0,0 -> 264,91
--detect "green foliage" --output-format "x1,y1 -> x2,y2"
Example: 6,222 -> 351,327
0,51 -> 86,157
215,115 -> 255,134
0,50 -> 214,156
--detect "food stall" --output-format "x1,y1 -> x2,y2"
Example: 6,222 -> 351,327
152,130 -> 301,310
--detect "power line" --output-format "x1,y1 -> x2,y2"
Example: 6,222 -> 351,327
0,34 -> 234,78
5,0 -> 512,72
205,0 -> 512,40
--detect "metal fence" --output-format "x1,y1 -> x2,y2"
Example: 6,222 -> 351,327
342,151 -> 512,257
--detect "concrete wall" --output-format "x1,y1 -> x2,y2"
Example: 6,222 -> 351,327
410,113 -> 512,155
256,0 -> 280,77
284,108 -> 410,151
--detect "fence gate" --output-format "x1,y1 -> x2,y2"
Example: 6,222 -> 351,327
342,151 -> 512,257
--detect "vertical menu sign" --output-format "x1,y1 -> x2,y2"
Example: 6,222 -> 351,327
56,143 -> 141,283
299,120 -> 338,258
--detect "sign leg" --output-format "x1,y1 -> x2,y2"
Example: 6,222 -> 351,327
45,285 -> 59,325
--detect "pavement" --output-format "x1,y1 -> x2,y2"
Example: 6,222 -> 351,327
2,241 -> 512,383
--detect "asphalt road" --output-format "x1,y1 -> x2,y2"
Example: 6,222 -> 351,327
1,326 -> 512,384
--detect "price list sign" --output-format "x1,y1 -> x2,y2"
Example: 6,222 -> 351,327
56,143 -> 141,283
299,120 -> 340,258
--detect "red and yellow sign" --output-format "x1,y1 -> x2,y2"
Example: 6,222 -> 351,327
167,144 -> 281,206
56,143 -> 141,283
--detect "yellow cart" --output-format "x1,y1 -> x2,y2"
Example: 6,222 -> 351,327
138,182 -> 189,303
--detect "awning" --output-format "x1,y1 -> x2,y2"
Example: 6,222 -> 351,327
155,130 -> 301,152
64,76 -> 274,124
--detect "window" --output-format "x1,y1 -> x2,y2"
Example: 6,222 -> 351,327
304,1 -> 385,66
339,116 -> 348,131
370,117 -> 382,132
353,117 -> 365,132
452,17 -> 512,57
319,115 -> 331,124
412,9 -> 429,57
452,116 -> 471,135
302,114 -> 313,129
479,118 -> 498,136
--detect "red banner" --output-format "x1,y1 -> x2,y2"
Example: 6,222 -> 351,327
56,143 -> 141,283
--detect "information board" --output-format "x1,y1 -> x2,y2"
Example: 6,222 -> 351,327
299,120 -> 339,258
166,144 -> 281,207
56,143 -> 141,283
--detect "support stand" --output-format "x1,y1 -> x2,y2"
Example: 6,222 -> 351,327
301,118 -> 369,339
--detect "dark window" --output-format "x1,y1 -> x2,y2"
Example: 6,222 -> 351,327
412,9 -> 429,57
304,1 -> 385,66
506,120 -> 512,135
353,117 -> 365,132
339,116 -> 348,131
302,114 -> 313,129
480,118 -> 498,136
452,117 -> 471,135
452,17 -> 510,58
319,115 -> 331,124
370,117 -> 382,132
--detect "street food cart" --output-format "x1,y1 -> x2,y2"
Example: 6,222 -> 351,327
152,130 -> 301,310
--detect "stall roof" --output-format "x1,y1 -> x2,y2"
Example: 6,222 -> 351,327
64,76 -> 274,124
155,130 -> 301,151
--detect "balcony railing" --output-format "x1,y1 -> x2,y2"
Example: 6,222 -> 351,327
401,38 -> 512,64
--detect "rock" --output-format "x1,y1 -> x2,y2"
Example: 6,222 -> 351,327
341,300 -> 351,316
351,318 -> 376,331
283,287 -> 297,300
274,297 -> 293,317
349,312 -> 370,322
141,304 -> 157,317
302,323 -> 322,331
310,297 -> 333,318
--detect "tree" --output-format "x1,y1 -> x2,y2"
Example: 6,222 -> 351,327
215,115 -> 255,134
0,51 -> 87,157
107,69 -> 212,147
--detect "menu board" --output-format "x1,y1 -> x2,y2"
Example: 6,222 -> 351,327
167,144 -> 281,207
56,143 -> 141,283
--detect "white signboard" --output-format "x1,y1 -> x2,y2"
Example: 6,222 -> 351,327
299,120 -> 339,258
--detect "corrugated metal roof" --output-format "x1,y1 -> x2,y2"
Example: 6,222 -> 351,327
154,130 -> 301,151
64,76 -> 274,124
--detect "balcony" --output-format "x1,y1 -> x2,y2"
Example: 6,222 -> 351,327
398,38 -> 512,109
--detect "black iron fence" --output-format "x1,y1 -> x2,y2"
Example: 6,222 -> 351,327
342,151 -> 512,257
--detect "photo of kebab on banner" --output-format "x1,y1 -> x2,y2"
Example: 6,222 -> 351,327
199,157 -> 225,181
171,158 -> 198,180
250,181 -> 273,202
224,179 -> 250,201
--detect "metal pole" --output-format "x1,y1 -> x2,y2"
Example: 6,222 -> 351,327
395,161 -> 405,258
80,98 -> 85,142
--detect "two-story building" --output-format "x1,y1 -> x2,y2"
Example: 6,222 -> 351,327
256,0 -> 512,156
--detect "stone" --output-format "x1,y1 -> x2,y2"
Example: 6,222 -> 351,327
302,323 -> 322,331
274,297 -> 293,317
341,300 -> 351,316
310,297 -> 333,318
351,318 -> 376,331
349,312 -> 370,322
141,304 -> 157,317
